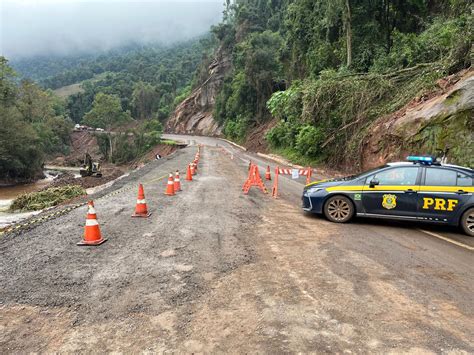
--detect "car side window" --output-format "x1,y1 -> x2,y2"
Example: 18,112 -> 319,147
425,168 -> 457,186
457,172 -> 473,186
370,167 -> 419,186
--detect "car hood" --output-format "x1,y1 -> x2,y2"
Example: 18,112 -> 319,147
304,179 -> 346,190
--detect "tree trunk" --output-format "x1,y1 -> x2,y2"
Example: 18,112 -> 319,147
345,0 -> 352,67
107,131 -> 113,162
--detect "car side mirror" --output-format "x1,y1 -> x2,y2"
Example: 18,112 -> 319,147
369,178 -> 379,188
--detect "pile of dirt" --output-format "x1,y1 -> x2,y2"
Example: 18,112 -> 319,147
49,131 -> 103,167
243,119 -> 278,153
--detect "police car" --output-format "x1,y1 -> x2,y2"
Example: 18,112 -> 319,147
302,156 -> 474,236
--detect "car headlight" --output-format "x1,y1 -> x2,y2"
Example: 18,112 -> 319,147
306,187 -> 323,195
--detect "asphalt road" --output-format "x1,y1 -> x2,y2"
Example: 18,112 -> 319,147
164,133 -> 474,252
1,140 -> 473,352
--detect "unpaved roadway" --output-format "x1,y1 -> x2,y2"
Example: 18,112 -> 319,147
1,143 -> 473,353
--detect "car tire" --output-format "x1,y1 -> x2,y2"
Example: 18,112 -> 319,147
323,195 -> 354,223
460,207 -> 474,237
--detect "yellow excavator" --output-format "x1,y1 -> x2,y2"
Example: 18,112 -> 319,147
80,153 -> 102,177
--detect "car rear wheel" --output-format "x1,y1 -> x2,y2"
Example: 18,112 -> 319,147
460,207 -> 474,237
324,195 -> 354,223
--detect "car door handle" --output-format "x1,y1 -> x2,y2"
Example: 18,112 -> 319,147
456,190 -> 468,195
404,189 -> 417,194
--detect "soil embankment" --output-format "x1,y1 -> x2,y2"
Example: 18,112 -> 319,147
362,69 -> 474,169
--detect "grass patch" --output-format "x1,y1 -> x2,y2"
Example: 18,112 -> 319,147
160,139 -> 178,145
10,185 -> 86,212
270,147 -> 322,167
53,83 -> 84,98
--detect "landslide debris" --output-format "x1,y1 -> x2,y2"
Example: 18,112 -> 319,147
361,69 -> 473,169
10,185 -> 86,212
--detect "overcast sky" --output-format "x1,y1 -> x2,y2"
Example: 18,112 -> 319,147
0,0 -> 224,59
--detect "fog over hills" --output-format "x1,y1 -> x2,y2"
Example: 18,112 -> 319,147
1,0 -> 223,59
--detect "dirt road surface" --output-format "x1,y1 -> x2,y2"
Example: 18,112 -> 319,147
1,143 -> 473,353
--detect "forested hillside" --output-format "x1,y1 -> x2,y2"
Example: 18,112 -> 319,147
6,37 -> 217,168
13,37 -> 216,124
0,58 -> 72,183
176,0 -> 472,168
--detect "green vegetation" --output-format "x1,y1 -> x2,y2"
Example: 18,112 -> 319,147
95,120 -> 162,165
160,139 -> 178,146
10,38 -> 216,167
0,57 -> 73,183
212,0 -> 472,167
53,83 -> 84,98
10,185 -> 85,212
17,38 -> 217,125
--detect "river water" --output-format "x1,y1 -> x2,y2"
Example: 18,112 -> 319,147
0,171 -> 59,229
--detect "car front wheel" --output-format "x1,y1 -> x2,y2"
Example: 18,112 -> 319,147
460,207 -> 474,237
324,195 -> 354,223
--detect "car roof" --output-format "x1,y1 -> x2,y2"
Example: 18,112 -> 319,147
386,162 -> 473,174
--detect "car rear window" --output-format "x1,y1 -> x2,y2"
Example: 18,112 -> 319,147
425,168 -> 458,186
457,172 -> 473,186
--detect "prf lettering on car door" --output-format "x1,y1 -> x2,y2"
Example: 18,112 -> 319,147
422,198 -> 458,211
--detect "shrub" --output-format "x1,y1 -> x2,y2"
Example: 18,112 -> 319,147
10,185 -> 85,212
295,125 -> 324,157
266,120 -> 302,148
224,116 -> 248,141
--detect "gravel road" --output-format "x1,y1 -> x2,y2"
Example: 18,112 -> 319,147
1,144 -> 473,352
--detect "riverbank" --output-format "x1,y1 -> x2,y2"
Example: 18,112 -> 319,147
0,141 -> 182,230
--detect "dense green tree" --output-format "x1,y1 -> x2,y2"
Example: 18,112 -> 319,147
131,81 -> 159,120
83,92 -> 132,129
83,92 -> 132,161
0,57 -> 18,105
0,57 -> 72,182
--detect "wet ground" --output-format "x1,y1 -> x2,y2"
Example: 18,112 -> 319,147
0,145 -> 473,352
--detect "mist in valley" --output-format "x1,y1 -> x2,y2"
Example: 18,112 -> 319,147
1,0 -> 224,59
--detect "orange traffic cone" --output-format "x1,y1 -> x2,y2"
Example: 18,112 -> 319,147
186,164 -> 193,181
174,170 -> 182,192
132,183 -> 151,217
265,165 -> 271,180
77,201 -> 107,246
165,173 -> 175,196
190,163 -> 196,176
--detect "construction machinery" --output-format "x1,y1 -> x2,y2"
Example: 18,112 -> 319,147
80,153 -> 102,177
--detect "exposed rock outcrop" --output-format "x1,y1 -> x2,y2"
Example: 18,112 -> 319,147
362,69 -> 474,169
165,49 -> 231,136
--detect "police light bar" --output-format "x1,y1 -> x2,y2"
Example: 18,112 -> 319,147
406,155 -> 435,164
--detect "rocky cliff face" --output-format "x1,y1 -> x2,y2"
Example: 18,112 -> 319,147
361,69 -> 473,169
165,49 -> 231,136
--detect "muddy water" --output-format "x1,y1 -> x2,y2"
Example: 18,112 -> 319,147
0,179 -> 52,200
0,172 -> 56,229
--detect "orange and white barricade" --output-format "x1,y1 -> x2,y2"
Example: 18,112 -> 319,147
271,166 -> 313,198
